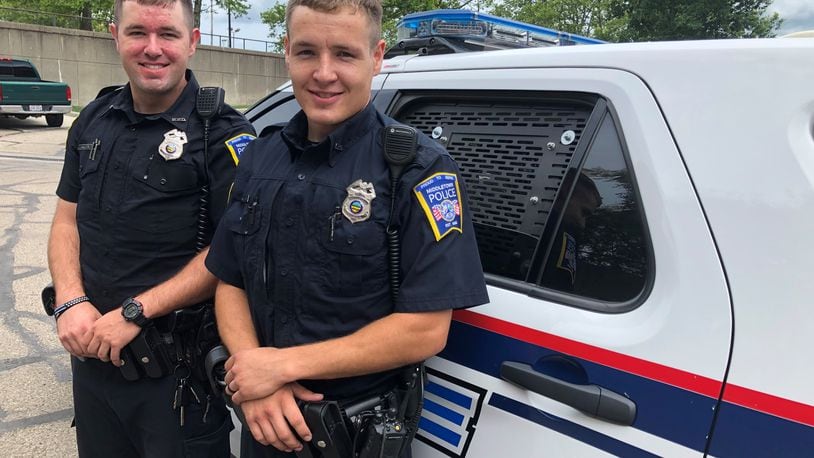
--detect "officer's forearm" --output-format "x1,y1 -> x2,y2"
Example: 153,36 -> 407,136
215,281 -> 260,353
282,310 -> 452,382
47,199 -> 85,304
137,249 -> 218,319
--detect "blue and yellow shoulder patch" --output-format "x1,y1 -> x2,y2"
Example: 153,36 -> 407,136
414,173 -> 463,242
225,133 -> 256,165
556,232 -> 577,284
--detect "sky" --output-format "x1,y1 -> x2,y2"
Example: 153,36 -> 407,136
200,0 -> 814,52
770,0 -> 814,35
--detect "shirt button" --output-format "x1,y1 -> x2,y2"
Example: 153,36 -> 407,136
160,178 -> 167,185
346,237 -> 354,245
105,206 -> 111,212
297,173 -> 306,181
335,143 -> 343,151
280,315 -> 289,324
285,218 -> 293,227
280,269 -> 288,277
130,127 -> 136,132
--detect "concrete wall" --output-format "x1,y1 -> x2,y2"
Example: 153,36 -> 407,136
0,21 -> 288,108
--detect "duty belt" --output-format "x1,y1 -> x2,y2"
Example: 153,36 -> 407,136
120,304 -> 220,384
205,346 -> 425,458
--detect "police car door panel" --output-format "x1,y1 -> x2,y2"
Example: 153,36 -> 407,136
383,68 -> 731,456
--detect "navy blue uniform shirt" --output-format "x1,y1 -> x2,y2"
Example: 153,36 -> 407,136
56,70 -> 256,313
206,103 -> 489,399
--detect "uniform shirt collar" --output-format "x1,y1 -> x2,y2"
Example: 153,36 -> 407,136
109,69 -> 199,129
282,102 -> 379,166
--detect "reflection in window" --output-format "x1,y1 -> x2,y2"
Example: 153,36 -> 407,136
541,114 -> 648,302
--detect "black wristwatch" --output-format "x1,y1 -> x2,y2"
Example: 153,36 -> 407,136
121,297 -> 151,327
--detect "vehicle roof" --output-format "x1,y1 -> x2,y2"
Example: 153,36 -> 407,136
0,57 -> 33,64
383,37 -> 814,73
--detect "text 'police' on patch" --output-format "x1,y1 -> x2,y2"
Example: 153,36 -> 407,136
225,133 -> 256,165
414,173 -> 463,241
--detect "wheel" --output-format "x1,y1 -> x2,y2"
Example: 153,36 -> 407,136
46,114 -> 64,127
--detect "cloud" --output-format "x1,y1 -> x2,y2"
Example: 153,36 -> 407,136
770,0 -> 814,34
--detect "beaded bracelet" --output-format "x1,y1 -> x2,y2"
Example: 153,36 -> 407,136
53,296 -> 90,320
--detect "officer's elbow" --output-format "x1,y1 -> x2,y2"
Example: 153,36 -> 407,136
419,315 -> 452,359
425,330 -> 449,358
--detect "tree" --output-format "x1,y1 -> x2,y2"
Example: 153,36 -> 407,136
193,0 -> 202,29
0,0 -> 113,32
488,0 -> 630,42
215,0 -> 250,19
191,0 -> 249,32
622,0 -> 782,41
260,0 -> 473,53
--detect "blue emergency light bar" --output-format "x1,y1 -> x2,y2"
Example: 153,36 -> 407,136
397,9 -> 605,47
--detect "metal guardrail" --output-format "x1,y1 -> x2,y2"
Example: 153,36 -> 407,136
0,6 -> 276,53
199,32 -> 278,53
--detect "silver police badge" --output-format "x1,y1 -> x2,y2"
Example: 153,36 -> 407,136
342,179 -> 376,224
158,129 -> 188,161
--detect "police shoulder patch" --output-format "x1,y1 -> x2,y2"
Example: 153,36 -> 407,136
556,232 -> 577,284
224,133 -> 256,165
414,172 -> 463,242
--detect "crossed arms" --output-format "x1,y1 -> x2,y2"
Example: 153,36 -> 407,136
215,280 -> 452,453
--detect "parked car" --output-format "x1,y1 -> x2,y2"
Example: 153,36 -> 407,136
0,57 -> 71,127
238,34 -> 814,456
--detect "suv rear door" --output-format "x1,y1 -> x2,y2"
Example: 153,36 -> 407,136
379,67 -> 732,457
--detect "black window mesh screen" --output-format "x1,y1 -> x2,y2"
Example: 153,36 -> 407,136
396,99 -> 593,280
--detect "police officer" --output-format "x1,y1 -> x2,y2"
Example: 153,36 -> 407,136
204,0 -> 489,456
47,0 -> 255,456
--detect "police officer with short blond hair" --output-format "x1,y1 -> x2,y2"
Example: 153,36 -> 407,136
204,0 -> 488,456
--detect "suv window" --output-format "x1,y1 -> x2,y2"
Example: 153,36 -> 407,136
392,92 -> 650,309
393,92 -> 596,283
540,113 -> 648,302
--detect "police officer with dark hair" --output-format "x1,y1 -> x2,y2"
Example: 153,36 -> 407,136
46,0 -> 255,456
204,0 -> 489,456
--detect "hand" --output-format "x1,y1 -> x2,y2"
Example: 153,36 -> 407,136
56,301 -> 101,358
241,383 -> 323,452
86,308 -> 140,365
225,347 -> 290,403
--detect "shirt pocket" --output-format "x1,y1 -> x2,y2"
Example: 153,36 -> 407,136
75,140 -> 103,223
318,215 -> 388,297
77,140 -> 102,177
127,161 -> 200,233
228,196 -> 271,300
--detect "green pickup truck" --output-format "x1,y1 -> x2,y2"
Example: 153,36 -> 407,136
0,57 -> 71,127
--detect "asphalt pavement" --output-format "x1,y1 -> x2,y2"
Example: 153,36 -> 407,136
0,114 -> 79,457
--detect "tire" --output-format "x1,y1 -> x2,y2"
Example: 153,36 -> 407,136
46,114 -> 64,127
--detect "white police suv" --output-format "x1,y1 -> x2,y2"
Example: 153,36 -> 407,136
243,24 -> 814,457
